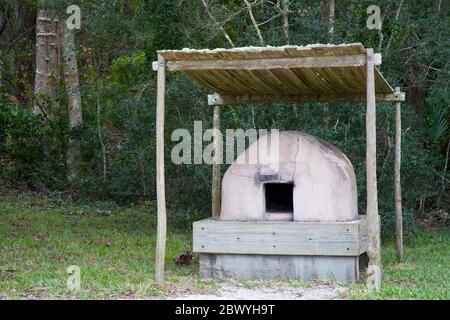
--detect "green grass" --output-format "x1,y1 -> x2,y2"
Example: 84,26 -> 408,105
0,192 -> 216,299
347,230 -> 450,300
0,192 -> 448,299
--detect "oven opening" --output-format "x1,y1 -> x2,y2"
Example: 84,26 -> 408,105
264,183 -> 294,221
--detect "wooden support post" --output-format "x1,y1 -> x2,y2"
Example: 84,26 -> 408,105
212,105 -> 221,217
365,49 -> 382,290
394,87 -> 403,262
155,55 -> 167,284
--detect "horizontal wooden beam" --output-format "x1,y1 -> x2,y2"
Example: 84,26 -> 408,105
193,217 -> 368,257
208,91 -> 405,105
166,54 -> 377,71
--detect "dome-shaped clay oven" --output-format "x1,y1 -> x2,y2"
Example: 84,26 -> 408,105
221,131 -> 358,222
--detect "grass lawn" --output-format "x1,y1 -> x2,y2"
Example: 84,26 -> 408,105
0,192 -> 448,299
347,231 -> 449,299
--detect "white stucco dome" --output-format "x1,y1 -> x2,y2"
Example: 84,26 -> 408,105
221,131 -> 358,222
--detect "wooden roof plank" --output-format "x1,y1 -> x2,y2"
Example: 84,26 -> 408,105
271,69 -> 316,94
202,70 -> 249,94
266,69 -> 310,94
293,68 -> 336,94
254,69 -> 296,94
184,70 -> 229,94
333,67 -> 366,93
234,70 -> 284,94
375,69 -> 394,93
314,68 -> 355,94
157,43 -> 397,99
183,70 -> 220,91
216,70 -> 262,95
308,44 -> 352,94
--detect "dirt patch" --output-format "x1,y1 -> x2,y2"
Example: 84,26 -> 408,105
170,283 -> 346,300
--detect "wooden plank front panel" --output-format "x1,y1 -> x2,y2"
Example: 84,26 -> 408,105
359,217 -> 368,254
193,219 -> 366,256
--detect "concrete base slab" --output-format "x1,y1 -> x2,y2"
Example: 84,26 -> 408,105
200,253 -> 366,283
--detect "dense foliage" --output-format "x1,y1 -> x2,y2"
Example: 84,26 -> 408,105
0,0 -> 448,233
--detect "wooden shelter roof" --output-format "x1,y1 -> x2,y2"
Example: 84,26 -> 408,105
153,43 -> 404,286
158,43 -> 404,104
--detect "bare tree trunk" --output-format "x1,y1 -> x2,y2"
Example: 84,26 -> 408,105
281,0 -> 290,45
201,0 -> 235,47
62,23 -> 83,183
378,10 -> 388,52
33,9 -> 59,116
437,139 -> 450,207
14,4 -> 36,107
97,90 -> 107,181
244,0 -> 265,46
386,0 -> 403,51
322,0 -> 335,125
327,0 -> 335,42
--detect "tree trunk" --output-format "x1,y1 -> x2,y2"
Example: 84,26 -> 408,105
33,9 -> 59,116
281,0 -> 290,45
14,3 -> 36,107
322,0 -> 335,126
244,0 -> 264,46
62,23 -> 83,183
327,0 -> 335,42
201,0 -> 235,47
